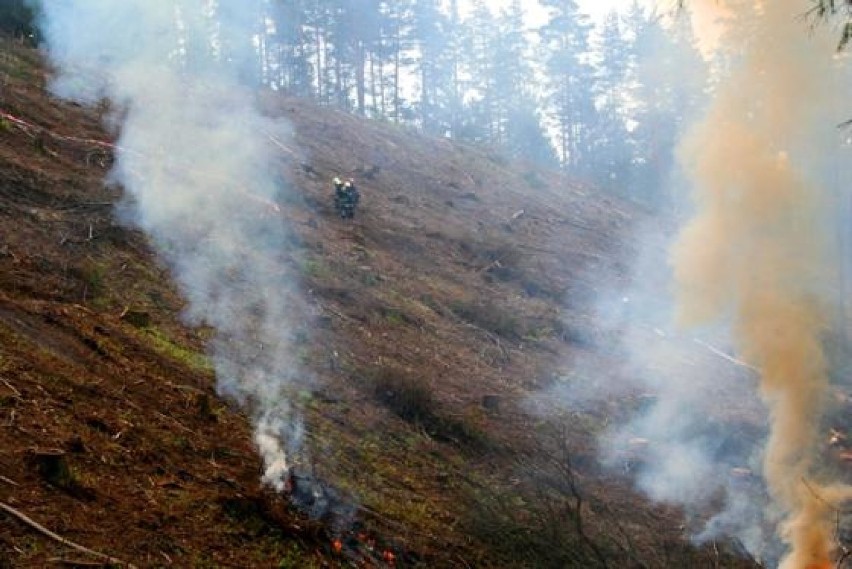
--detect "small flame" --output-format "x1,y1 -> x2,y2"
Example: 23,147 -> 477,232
331,539 -> 343,554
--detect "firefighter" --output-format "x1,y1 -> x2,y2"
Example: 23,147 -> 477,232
334,177 -> 360,219
333,177 -> 344,199
344,178 -> 359,213
332,176 -> 346,216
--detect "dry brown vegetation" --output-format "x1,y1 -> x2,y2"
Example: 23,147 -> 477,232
0,38 -> 761,567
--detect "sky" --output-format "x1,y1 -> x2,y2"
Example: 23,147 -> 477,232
468,0 -> 642,23
577,0 -> 635,21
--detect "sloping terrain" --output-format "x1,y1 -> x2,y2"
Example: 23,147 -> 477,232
0,38 -> 759,568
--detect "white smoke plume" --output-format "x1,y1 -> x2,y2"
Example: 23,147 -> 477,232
35,0 -> 308,490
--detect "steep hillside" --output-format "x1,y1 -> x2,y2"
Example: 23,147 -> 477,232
0,38 -> 757,568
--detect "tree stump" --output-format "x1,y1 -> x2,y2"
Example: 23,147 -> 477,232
482,394 -> 500,413
120,309 -> 151,328
27,449 -> 72,488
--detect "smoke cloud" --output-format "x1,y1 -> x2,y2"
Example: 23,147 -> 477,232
35,0 -> 308,490
674,1 -> 852,567
541,2 -> 852,567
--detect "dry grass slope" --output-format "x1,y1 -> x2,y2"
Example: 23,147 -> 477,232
0,38 -> 759,568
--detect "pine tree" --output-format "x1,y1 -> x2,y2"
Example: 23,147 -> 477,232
539,0 -> 596,172
373,0 -> 415,122
266,0 -> 314,96
214,0 -> 267,86
457,0 -> 498,142
627,7 -> 708,207
443,0 -> 466,138
327,0 -> 356,110
588,10 -> 632,190
505,104 -> 559,166
411,0 -> 452,134
0,0 -> 39,43
497,2 -> 556,165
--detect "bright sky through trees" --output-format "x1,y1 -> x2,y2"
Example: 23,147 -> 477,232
467,0 -> 642,23
576,0 -> 633,20
472,0 -> 721,53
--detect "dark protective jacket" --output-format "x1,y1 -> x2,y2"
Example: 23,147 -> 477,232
334,183 -> 359,218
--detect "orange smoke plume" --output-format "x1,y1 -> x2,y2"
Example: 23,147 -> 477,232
674,0 -> 852,567
688,0 -> 732,53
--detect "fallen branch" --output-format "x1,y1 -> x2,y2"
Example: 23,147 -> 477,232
356,504 -> 441,542
0,378 -> 20,397
0,475 -> 18,486
155,411 -> 196,435
320,303 -> 353,323
49,558 -> 112,567
0,501 -> 134,568
801,477 -> 832,509
692,338 -> 759,372
267,134 -> 297,157
164,381 -> 205,394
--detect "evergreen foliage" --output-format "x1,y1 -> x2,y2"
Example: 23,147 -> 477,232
0,0 -> 39,44
18,0 -> 720,206
539,0 -> 596,172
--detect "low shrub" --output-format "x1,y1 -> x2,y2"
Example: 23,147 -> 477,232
367,367 -> 488,450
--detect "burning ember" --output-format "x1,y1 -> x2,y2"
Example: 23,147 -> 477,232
285,468 -> 355,526
285,468 -> 404,566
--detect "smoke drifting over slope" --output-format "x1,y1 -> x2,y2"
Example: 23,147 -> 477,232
675,1 -> 852,567
542,2 -> 852,567
36,0 -> 306,490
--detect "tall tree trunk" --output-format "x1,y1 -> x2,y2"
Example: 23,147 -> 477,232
378,51 -> 386,118
356,39 -> 366,115
393,22 -> 400,123
369,50 -> 377,117
314,18 -> 323,102
334,49 -> 342,107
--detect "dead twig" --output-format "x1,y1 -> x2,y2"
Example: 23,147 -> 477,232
164,381 -> 205,394
49,558 -> 113,567
155,411 -> 196,435
0,501 -> 135,568
836,508 -> 851,568
267,134 -> 297,157
2,409 -> 17,428
357,504 -> 440,542
799,479 -> 852,569
552,427 -> 610,568
320,303 -> 355,324
692,338 -> 759,372
801,477 -> 833,509
0,475 -> 19,486
0,378 -> 20,397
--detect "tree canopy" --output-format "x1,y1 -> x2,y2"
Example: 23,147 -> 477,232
0,0 -> 39,43
5,0 -> 724,206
